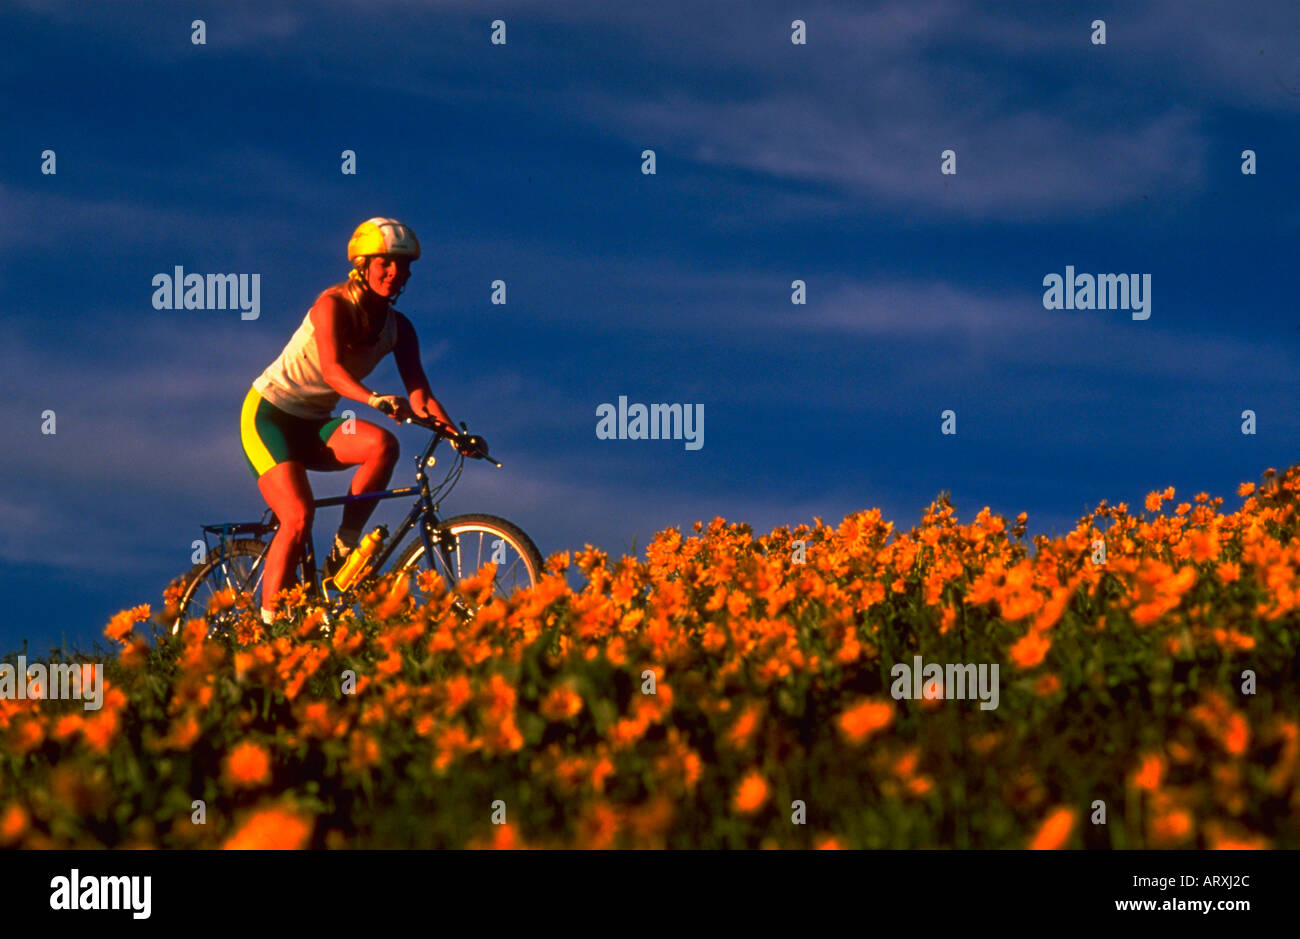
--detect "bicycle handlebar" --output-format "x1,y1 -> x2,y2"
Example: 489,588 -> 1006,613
375,399 -> 501,468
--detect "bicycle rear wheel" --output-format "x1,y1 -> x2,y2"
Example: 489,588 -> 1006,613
170,538 -> 268,637
394,513 -> 543,610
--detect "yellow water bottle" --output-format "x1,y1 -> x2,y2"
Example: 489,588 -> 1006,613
332,525 -> 387,590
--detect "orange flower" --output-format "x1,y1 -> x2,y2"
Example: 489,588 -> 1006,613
681,750 -> 702,791
610,715 -> 649,748
838,699 -> 893,745
894,748 -> 920,778
374,572 -> 411,619
299,701 -> 345,739
442,675 -> 473,715
1237,481 -> 1255,497
161,712 -> 201,750
1211,627 -> 1255,652
433,725 -> 473,773
727,704 -> 762,750
81,710 -> 119,754
10,719 -> 44,754
726,591 -> 751,617
1033,673 -> 1061,697
1150,809 -> 1193,845
1186,529 -> 1220,562
578,802 -> 621,850
626,795 -> 674,848
489,822 -> 519,850
734,772 -> 768,814
224,741 -> 271,788
1193,692 -> 1250,756
1010,630 -> 1051,669
104,604 -> 150,643
1223,713 -> 1249,756
206,588 -> 236,615
814,835 -> 842,850
347,731 -> 382,770
375,649 -> 403,677
539,683 -> 584,721
295,607 -> 327,638
614,607 -> 643,632
222,806 -> 313,850
1028,806 -> 1075,850
605,637 -> 628,667
52,713 -> 84,741
1132,753 -> 1164,791
0,803 -> 28,845
610,572 -> 640,607
591,755 -> 616,793
1130,561 -> 1197,625
1204,821 -> 1269,850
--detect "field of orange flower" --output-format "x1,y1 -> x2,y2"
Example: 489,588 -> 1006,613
2,466 -> 1299,849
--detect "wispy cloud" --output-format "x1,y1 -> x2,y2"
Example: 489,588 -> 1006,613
13,0 -> 305,56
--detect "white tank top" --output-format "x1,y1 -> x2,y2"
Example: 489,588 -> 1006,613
253,287 -> 399,419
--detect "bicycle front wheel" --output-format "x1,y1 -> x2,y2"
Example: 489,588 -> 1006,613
394,513 -> 543,608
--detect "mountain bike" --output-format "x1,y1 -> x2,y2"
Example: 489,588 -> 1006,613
165,410 -> 544,638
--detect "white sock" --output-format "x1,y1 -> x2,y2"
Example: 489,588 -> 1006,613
260,607 -> 276,625
336,528 -> 361,550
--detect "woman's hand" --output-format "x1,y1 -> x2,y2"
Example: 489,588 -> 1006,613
409,388 -> 457,430
369,393 -> 413,422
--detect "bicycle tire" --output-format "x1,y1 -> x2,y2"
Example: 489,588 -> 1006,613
170,538 -> 268,637
393,513 -> 544,605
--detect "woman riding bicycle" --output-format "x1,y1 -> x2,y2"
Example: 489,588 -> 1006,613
240,217 -> 474,625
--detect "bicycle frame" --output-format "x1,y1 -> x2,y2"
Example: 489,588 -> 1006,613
197,425 -> 458,609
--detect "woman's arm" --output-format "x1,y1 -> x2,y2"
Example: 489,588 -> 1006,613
310,294 -> 382,406
394,312 -> 456,427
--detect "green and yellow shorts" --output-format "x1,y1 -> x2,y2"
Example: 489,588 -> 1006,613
240,386 -> 347,479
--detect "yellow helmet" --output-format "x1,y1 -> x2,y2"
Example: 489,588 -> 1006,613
347,217 -> 421,266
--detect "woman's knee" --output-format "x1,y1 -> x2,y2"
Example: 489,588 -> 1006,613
374,428 -> 399,465
276,500 -> 314,539
258,462 -> 315,538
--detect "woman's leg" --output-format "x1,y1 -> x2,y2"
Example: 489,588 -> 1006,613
322,420 -> 400,536
256,461 -> 315,613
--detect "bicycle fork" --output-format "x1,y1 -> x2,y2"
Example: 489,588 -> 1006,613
415,493 -> 476,620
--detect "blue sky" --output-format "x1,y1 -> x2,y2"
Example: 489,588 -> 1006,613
2,0 -> 1298,650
